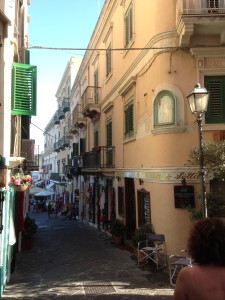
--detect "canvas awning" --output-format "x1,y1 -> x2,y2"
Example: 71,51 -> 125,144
46,182 -> 55,190
29,186 -> 46,195
34,190 -> 55,197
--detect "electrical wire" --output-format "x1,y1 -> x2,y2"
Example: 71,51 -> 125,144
27,45 -> 185,52
31,122 -> 60,140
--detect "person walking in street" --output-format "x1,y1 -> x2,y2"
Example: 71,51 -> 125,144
47,202 -> 52,219
173,218 -> 225,300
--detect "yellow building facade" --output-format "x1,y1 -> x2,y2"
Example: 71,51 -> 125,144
46,0 -> 225,255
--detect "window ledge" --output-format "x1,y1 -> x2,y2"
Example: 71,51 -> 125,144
123,135 -> 136,143
152,126 -> 187,135
204,124 -> 225,131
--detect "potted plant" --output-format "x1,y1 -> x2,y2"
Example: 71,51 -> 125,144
132,223 -> 153,259
110,219 -> 126,245
9,170 -> 32,192
21,215 -> 38,250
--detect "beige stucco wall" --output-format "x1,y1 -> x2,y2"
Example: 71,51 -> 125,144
47,0 -> 225,255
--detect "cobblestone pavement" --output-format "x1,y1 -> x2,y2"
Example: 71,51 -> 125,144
2,212 -> 174,300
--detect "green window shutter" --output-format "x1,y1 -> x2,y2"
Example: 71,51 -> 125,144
125,4 -> 133,47
205,76 -> 225,124
94,69 -> 99,103
25,50 -> 30,64
124,102 -> 134,138
94,129 -> 99,147
106,44 -> 112,76
11,62 -> 37,116
106,120 -> 112,146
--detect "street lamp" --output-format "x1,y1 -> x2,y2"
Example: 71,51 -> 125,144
187,83 -> 210,218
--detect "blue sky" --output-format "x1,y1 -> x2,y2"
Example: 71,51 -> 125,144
29,0 -> 104,152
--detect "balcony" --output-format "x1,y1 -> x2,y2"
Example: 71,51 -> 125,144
59,136 -> 70,149
62,97 -> 70,112
82,146 -> 115,170
58,107 -> 65,120
81,86 -> 101,120
53,110 -> 60,124
53,141 -> 61,152
65,120 -> 73,139
177,0 -> 225,46
70,155 -> 83,177
73,105 -> 86,128
69,124 -> 79,135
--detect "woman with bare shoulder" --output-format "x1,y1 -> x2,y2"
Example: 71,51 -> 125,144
173,218 -> 225,300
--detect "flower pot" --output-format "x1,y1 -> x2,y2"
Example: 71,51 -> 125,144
113,235 -> 122,245
14,185 -> 28,192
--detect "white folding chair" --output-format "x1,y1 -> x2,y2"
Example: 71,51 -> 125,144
138,233 -> 167,270
169,250 -> 192,286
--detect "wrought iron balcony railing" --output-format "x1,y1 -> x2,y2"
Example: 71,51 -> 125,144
81,86 -> 101,119
53,110 -> 60,124
82,146 -> 115,169
59,136 -> 70,149
62,97 -> 70,112
180,0 -> 225,14
53,141 -> 61,152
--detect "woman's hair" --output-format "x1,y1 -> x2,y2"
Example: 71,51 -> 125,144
188,218 -> 225,266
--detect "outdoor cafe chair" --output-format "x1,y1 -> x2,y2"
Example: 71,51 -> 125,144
137,233 -> 167,270
169,250 -> 192,286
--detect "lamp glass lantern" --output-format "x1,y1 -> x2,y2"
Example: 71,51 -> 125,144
187,83 -> 210,218
187,83 -> 209,117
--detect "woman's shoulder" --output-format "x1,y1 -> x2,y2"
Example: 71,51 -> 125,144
179,264 -> 225,280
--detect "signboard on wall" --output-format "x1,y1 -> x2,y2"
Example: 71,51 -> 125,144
31,171 -> 39,183
174,185 -> 195,208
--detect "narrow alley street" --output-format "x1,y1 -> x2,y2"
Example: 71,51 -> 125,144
2,212 -> 174,300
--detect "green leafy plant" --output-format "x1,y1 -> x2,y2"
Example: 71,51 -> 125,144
22,215 -> 38,240
110,219 -> 125,237
187,141 -> 225,179
187,193 -> 220,220
132,223 -> 153,247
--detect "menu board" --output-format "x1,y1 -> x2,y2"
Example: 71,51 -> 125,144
174,185 -> 195,208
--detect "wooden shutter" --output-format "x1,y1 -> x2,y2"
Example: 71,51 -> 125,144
106,44 -> 112,76
94,129 -> 99,147
11,62 -> 37,116
94,69 -> 99,103
125,103 -> 134,137
80,138 -> 86,154
125,4 -> 133,47
73,143 -> 79,156
106,120 -> 112,146
205,76 -> 225,124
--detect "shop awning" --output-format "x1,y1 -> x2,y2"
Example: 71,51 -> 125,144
34,190 -> 55,197
29,186 -> 46,195
46,182 -> 55,190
